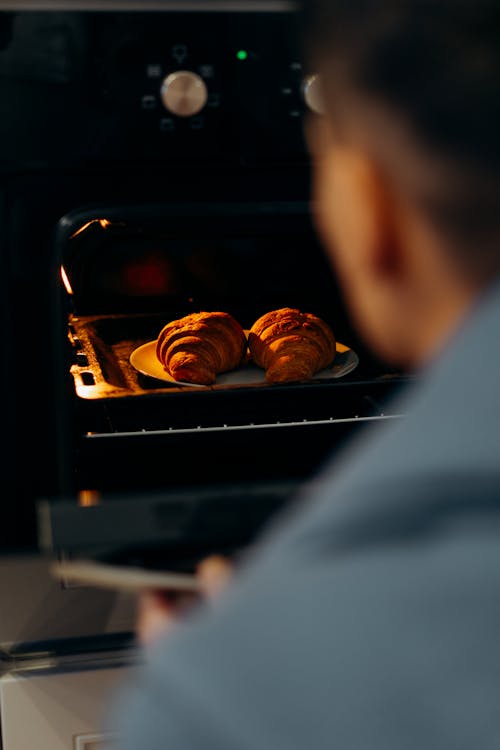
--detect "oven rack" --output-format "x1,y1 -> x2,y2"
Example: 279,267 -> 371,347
84,413 -> 403,439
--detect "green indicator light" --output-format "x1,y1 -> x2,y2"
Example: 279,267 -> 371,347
236,49 -> 248,61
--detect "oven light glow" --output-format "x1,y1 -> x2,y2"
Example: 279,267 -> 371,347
78,490 -> 101,507
60,265 -> 73,295
236,49 -> 248,61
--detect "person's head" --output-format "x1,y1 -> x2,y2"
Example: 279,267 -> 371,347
300,0 -> 500,368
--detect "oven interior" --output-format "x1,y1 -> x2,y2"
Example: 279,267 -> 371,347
37,199 -> 409,568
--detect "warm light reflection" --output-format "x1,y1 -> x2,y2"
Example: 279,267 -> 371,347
70,220 -> 94,239
70,218 -> 111,239
60,265 -> 73,295
78,489 -> 101,507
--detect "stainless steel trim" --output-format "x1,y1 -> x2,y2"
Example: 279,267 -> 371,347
0,0 -> 297,10
2,647 -> 140,676
85,414 -> 403,439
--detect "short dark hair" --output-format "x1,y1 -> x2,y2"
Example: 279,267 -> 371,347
300,0 -> 500,277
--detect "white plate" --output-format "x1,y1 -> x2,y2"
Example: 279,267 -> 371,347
130,339 -> 359,387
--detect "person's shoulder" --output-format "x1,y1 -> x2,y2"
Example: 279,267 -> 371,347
131,483 -> 500,750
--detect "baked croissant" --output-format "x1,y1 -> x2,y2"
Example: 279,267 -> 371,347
156,311 -> 247,385
248,307 -> 336,384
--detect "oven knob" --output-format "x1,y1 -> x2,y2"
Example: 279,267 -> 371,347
302,73 -> 325,115
160,70 -> 208,117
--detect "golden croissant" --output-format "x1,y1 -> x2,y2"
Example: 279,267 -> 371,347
156,311 -> 247,385
248,307 -> 336,384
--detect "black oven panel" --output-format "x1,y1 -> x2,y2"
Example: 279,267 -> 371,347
0,10 -> 310,169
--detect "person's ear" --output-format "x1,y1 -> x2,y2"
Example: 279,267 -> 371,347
357,153 -> 404,282
307,114 -> 404,287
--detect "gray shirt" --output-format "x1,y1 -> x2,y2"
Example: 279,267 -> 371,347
109,278 -> 500,750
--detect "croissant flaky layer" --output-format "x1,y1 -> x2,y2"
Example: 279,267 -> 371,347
248,307 -> 336,384
156,311 -> 247,385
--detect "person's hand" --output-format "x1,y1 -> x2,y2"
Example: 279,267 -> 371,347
135,555 -> 233,647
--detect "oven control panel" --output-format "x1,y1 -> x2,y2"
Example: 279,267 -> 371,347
0,10 -> 315,169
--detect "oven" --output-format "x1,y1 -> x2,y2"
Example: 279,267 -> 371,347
0,2 -> 410,562
2,0 -> 409,620
1,6 -> 411,744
